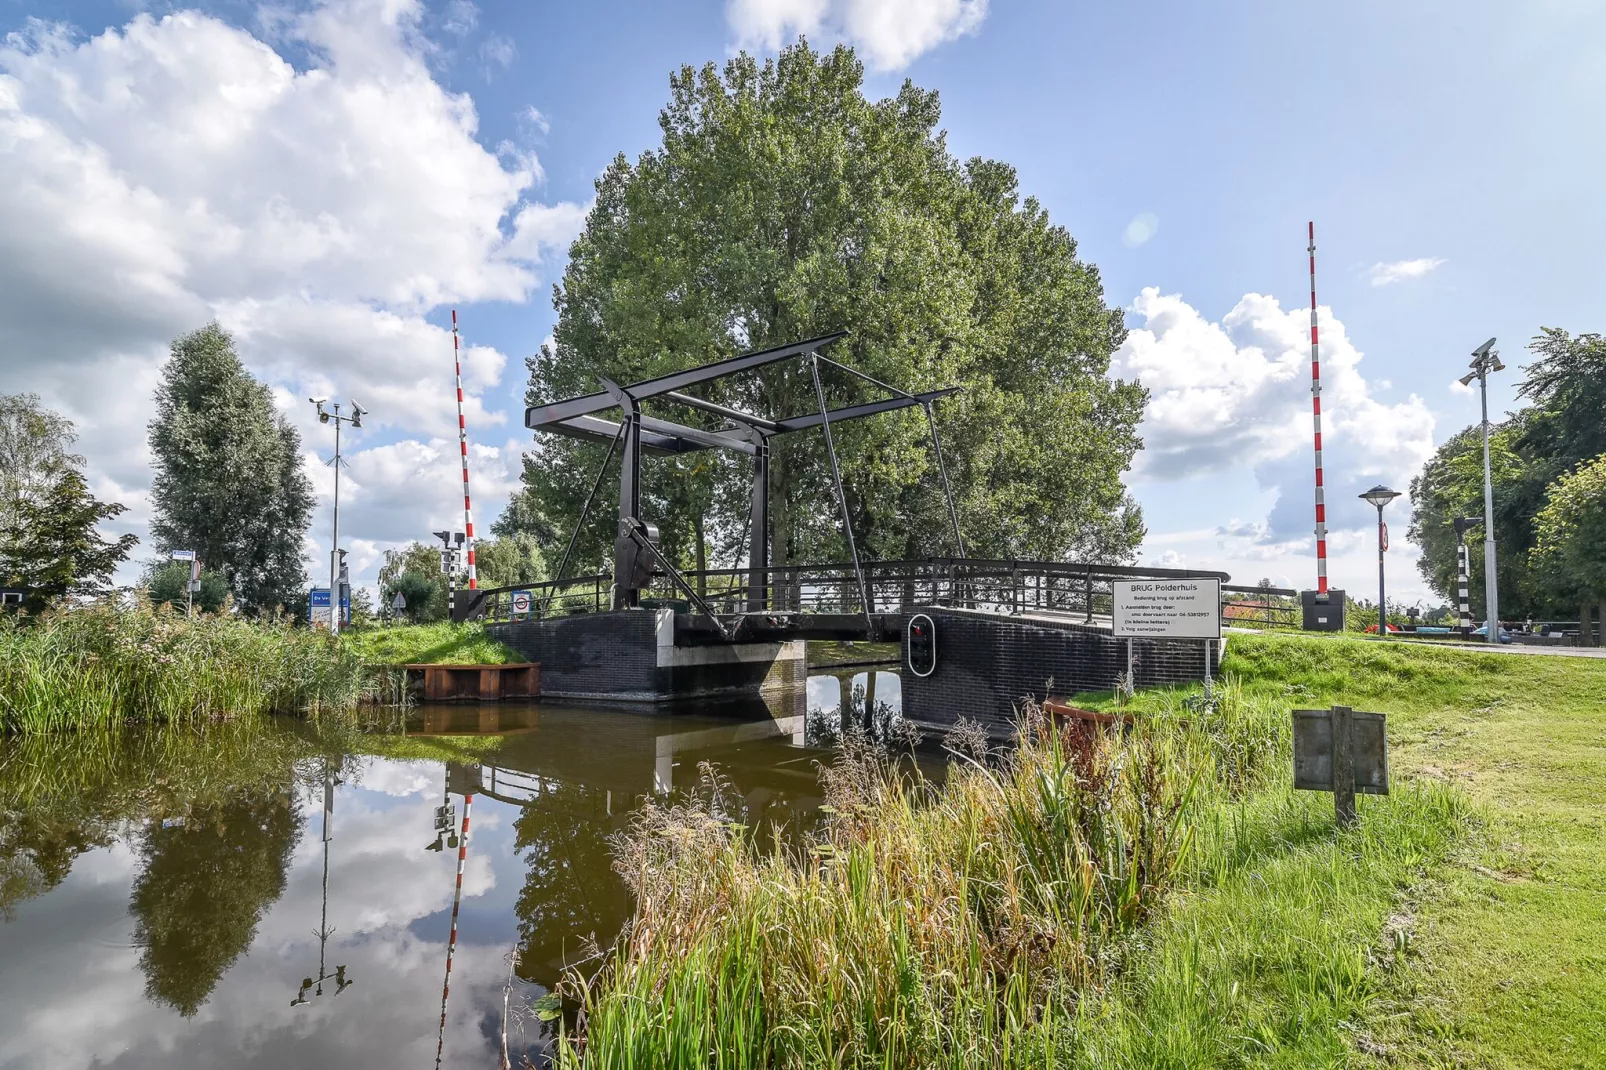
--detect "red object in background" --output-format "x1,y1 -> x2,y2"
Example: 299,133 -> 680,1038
1364,623 -> 1402,634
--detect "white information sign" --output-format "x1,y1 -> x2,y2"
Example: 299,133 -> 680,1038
1113,579 -> 1221,639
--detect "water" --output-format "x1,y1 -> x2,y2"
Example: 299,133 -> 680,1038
0,666 -> 906,1069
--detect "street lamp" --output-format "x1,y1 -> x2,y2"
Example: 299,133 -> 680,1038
1458,338 -> 1504,643
309,398 -> 367,637
1359,484 -> 1402,637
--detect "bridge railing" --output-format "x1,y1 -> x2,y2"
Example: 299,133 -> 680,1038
1221,584 -> 1301,629
466,559 -> 1231,626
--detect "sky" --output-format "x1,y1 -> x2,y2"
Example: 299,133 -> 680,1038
2,0 -> 1603,606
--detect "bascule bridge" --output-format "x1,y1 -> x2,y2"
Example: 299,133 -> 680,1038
459,334 -> 1229,730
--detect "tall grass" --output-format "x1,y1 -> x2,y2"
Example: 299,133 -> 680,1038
0,601 -> 369,733
559,705 -> 1217,1068
556,666 -> 1468,1068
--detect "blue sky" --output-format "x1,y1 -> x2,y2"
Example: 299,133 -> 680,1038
3,0 -> 1602,602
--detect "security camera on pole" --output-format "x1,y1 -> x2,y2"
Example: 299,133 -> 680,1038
309,397 -> 368,637
1458,339 -> 1504,643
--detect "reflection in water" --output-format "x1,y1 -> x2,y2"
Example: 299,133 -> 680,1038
0,663 -> 906,1068
290,766 -> 354,1008
128,782 -> 301,1016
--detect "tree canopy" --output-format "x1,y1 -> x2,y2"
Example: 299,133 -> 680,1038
0,394 -> 136,610
1530,454 -> 1606,616
1409,328 -> 1606,621
148,325 -> 314,614
502,42 -> 1146,575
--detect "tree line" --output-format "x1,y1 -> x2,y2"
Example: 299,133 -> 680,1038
1408,328 -> 1606,638
2,322 -> 549,621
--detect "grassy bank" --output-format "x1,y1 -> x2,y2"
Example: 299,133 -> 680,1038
558,633 -> 1604,1067
0,603 -> 368,734
339,621 -> 520,666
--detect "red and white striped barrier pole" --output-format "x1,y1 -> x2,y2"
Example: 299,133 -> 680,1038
452,310 -> 477,594
434,792 -> 473,1070
1308,222 -> 1329,599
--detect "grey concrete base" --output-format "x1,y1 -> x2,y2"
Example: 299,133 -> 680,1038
489,608 -> 806,703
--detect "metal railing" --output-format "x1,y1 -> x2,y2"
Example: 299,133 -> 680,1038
1221,584 -> 1300,629
465,558 -> 1231,626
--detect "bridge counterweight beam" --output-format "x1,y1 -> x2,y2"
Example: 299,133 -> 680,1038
748,437 -> 770,612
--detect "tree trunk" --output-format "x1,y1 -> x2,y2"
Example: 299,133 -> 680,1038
1598,597 -> 1606,647
1581,603 -> 1594,648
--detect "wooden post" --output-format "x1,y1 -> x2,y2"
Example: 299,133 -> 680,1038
1331,703 -> 1357,826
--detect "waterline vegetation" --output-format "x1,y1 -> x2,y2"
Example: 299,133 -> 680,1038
0,600 -> 368,734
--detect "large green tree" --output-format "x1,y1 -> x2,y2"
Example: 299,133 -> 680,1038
0,394 -> 137,611
1530,454 -> 1606,643
1410,329 -> 1606,619
148,324 -> 314,614
1407,423 -> 1531,616
504,43 -> 1146,575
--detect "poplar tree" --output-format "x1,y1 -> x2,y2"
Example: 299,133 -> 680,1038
147,325 -> 313,614
506,42 -> 1146,572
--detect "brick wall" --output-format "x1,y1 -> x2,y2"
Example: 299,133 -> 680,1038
900,608 -> 1219,735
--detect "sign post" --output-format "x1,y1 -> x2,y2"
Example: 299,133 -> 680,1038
1293,705 -> 1389,826
170,550 -> 197,618
1112,578 -> 1222,696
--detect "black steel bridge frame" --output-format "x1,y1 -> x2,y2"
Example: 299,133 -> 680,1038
522,332 -> 965,618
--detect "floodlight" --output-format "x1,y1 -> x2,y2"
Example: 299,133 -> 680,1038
1471,337 -> 1497,359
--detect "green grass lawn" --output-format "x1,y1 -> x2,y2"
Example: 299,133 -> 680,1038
338,621 -> 522,666
1078,634 -> 1605,1069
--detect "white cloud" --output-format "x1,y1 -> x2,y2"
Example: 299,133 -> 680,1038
480,33 -> 516,71
1117,288 -> 1437,598
728,0 -> 987,70
1367,257 -> 1446,286
0,1 -> 585,592
1122,212 -> 1159,248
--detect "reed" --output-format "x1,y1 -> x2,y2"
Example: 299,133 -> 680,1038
0,600 -> 370,733
559,704 -> 1216,1068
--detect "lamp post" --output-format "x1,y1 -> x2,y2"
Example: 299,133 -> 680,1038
1459,339 -> 1504,643
1359,485 -> 1402,637
309,398 -> 367,637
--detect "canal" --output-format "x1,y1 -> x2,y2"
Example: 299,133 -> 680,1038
0,663 -> 908,1068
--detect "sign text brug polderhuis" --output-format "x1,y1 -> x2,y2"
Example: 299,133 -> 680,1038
1112,579 -> 1221,640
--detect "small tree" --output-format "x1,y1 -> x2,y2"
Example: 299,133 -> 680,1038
378,542 -> 449,623
1530,454 -> 1606,645
0,469 -> 137,613
145,561 -> 230,615
473,532 -> 548,589
387,571 -> 441,623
